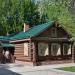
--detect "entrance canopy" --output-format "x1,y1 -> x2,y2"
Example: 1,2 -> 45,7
1,43 -> 14,48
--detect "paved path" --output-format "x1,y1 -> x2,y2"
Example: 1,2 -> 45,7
0,63 -> 75,75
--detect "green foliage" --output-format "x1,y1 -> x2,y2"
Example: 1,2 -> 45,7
1,0 -> 75,38
0,0 -> 46,35
38,0 -> 75,38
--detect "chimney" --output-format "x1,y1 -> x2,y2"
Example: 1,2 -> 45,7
23,23 -> 29,32
6,32 -> 9,36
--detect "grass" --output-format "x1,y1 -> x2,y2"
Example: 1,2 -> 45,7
58,66 -> 75,72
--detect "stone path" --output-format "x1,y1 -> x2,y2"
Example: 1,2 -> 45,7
0,63 -> 75,75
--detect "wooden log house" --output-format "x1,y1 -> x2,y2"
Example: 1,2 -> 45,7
8,21 -> 74,66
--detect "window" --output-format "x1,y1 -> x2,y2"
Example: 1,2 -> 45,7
51,28 -> 57,37
38,43 -> 49,56
51,43 -> 60,56
63,44 -> 71,55
24,43 -> 29,56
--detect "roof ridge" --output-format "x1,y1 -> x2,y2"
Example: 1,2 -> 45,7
25,21 -> 54,33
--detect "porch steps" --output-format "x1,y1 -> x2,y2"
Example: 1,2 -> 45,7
15,60 -> 33,66
15,55 -> 30,61
15,53 -> 24,56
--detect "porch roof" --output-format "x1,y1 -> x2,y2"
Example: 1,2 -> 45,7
1,43 -> 14,47
0,36 -> 9,41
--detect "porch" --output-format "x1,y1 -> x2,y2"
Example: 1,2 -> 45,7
0,43 -> 15,63
31,39 -> 74,66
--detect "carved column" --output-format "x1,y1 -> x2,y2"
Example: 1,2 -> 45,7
71,44 -> 72,57
28,39 -> 35,61
48,42 -> 51,58
33,42 -> 38,66
71,42 -> 75,63
60,43 -> 63,59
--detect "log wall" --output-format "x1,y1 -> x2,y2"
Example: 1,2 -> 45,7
14,43 -> 31,61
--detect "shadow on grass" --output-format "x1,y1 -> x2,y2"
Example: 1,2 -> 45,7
0,66 -> 22,75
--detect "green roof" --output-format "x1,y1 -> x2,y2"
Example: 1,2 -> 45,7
1,43 -> 14,47
10,21 -> 54,40
0,36 -> 9,41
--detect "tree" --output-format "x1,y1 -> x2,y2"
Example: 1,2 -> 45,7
0,0 -> 46,35
38,0 -> 75,37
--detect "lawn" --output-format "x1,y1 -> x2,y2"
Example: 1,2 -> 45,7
58,66 -> 75,72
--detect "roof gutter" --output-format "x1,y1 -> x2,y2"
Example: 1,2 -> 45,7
10,38 -> 31,43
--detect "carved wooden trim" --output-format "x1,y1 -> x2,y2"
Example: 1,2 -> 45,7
48,43 -> 51,56
71,42 -> 75,63
60,43 -> 63,59
28,40 -> 32,61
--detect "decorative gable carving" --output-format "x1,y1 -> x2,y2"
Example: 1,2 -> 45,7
51,27 -> 57,38
37,25 -> 69,39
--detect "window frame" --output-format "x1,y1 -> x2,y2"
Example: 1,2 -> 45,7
51,43 -> 61,56
38,42 -> 49,56
63,43 -> 71,55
